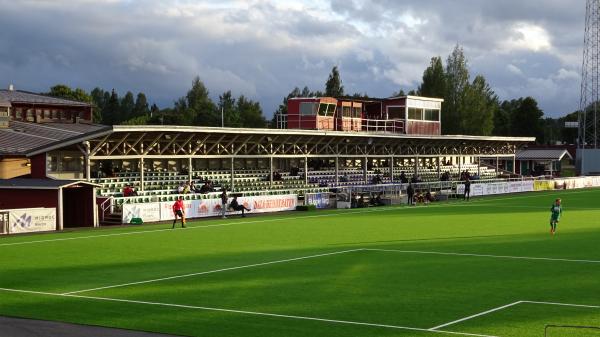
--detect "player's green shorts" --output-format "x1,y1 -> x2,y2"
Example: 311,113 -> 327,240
550,215 -> 560,222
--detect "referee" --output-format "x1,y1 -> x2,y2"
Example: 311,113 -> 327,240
172,196 -> 186,228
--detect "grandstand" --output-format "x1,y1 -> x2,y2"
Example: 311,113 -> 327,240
0,90 -> 535,226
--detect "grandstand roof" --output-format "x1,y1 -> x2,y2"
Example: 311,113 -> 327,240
516,149 -> 573,161
0,178 -> 100,189
1,122 -> 534,158
110,125 -> 534,143
0,121 -> 111,156
0,89 -> 92,107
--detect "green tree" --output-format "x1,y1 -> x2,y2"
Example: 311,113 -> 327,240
444,45 -> 470,134
90,87 -> 106,123
46,84 -> 91,103
133,93 -> 150,118
418,56 -> 446,99
271,87 -> 305,128
120,91 -> 135,122
493,101 -> 513,136
104,89 -> 120,125
325,66 -> 344,97
181,76 -> 218,126
218,90 -> 240,127
237,95 -> 266,128
461,75 -> 497,136
511,97 -> 544,141
150,103 -> 160,118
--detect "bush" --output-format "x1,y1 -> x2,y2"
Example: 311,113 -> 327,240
296,205 -> 317,211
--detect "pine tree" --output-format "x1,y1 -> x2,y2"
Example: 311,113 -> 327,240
325,66 -> 344,97
120,91 -> 135,122
238,95 -> 266,128
444,45 -> 470,134
133,93 -> 150,118
218,90 -> 240,127
418,57 -> 446,99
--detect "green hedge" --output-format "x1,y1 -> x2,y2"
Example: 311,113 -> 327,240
296,205 -> 317,211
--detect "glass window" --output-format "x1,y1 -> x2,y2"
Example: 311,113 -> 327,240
300,102 -> 316,116
318,103 -> 328,116
327,104 -> 336,115
352,107 -> 361,118
387,107 -> 405,119
424,109 -> 440,121
408,108 -> 423,120
343,106 -> 351,117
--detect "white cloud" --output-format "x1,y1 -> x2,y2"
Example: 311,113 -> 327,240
501,23 -> 552,52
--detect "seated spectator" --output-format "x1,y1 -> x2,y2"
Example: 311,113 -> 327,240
199,182 -> 210,194
123,184 -> 137,197
229,196 -> 251,217
190,181 -> 197,193
182,182 -> 191,194
177,182 -> 185,194
340,174 -> 349,183
290,166 -> 299,176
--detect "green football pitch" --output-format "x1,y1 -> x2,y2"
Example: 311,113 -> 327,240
1,189 -> 600,337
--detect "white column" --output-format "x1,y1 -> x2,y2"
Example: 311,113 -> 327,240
549,161 -> 553,177
304,157 -> 308,186
335,157 -> 339,185
512,156 -> 516,174
390,156 -> 395,183
269,156 -> 274,187
85,155 -> 91,181
188,157 -> 193,183
363,157 -> 368,184
414,156 -> 419,177
495,156 -> 499,174
437,157 -> 441,179
230,157 -> 235,192
477,156 -> 481,177
139,158 -> 145,192
92,189 -> 98,228
57,188 -> 64,231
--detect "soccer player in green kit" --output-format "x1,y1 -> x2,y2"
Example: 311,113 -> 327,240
550,198 -> 562,235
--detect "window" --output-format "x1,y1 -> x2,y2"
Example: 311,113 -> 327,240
352,107 -> 361,118
387,107 -> 405,120
300,102 -> 317,116
424,109 -> 439,121
343,106 -> 351,117
15,108 -> 22,119
408,107 -> 423,120
327,104 -> 336,116
318,103 -> 328,116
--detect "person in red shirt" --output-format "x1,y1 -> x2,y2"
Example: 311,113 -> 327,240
123,185 -> 133,197
172,196 -> 186,229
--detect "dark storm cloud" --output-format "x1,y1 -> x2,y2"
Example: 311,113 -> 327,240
0,0 -> 588,118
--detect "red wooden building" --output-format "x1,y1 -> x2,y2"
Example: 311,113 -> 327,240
286,95 -> 443,135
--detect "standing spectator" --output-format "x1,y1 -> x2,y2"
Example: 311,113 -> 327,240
399,171 -> 408,184
407,183 -> 415,206
464,177 -> 471,201
220,188 -> 228,219
172,196 -> 186,229
229,196 -> 251,217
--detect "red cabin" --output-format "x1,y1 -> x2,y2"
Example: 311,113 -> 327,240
286,95 -> 443,135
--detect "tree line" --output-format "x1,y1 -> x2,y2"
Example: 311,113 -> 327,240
44,77 -> 267,128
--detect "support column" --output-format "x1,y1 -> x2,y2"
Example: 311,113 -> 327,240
363,157 -> 368,184
458,156 -> 462,179
139,158 -> 145,192
188,157 -> 193,183
414,156 -> 419,178
230,157 -> 235,192
512,156 -> 516,174
269,156 -> 274,187
57,188 -> 64,231
437,157 -> 441,179
549,161 -> 553,177
85,155 -> 91,181
304,157 -> 308,186
389,156 -> 395,183
495,156 -> 499,175
335,157 -> 339,186
477,156 -> 481,177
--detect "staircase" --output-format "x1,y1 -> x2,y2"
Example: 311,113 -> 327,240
101,213 -> 123,226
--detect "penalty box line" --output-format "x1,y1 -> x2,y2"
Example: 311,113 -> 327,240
63,248 -> 365,295
430,301 -> 600,331
0,287 -> 499,337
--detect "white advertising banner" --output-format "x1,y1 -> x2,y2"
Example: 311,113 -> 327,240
7,208 -> 56,234
522,180 -> 534,192
157,194 -> 297,221
305,193 -> 331,209
457,180 -> 533,198
122,202 -> 161,223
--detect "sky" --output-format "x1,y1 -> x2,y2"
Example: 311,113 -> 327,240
0,0 -> 587,118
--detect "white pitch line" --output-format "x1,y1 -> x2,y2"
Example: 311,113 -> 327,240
429,302 -> 523,330
364,248 -> 600,264
63,248 -> 364,295
522,300 -> 600,309
0,287 -> 499,337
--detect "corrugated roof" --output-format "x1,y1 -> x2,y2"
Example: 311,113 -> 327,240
0,121 -> 111,156
0,179 -> 100,189
516,149 -> 573,161
0,90 -> 91,107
